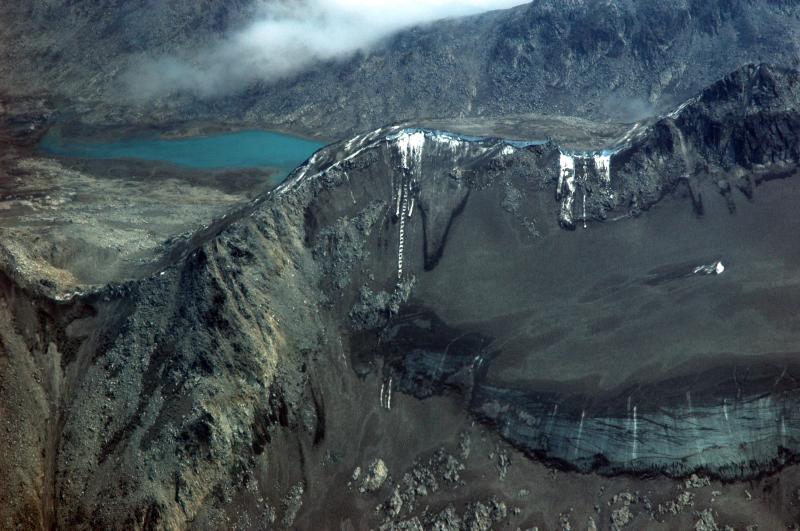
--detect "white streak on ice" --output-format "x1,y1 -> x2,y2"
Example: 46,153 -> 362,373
632,405 -> 638,461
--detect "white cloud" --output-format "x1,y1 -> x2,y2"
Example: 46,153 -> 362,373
127,0 -> 526,98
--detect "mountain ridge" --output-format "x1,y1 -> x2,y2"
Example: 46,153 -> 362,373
2,0 -> 799,137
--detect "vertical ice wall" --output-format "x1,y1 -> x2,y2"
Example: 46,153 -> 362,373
558,154 -> 575,199
558,153 -> 577,226
594,154 -> 611,182
398,131 -> 425,171
557,151 -> 613,228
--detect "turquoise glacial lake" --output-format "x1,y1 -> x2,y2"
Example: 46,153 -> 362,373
40,129 -> 326,173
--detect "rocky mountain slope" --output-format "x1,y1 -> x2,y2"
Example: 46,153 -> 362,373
2,63 -> 800,529
238,0 -> 800,134
296,63 -> 800,478
1,1 -> 799,136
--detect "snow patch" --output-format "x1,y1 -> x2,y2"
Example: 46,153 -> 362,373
667,97 -> 697,119
693,261 -> 725,275
396,130 -> 426,171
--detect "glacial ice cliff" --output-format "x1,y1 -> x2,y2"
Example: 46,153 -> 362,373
473,385 -> 800,478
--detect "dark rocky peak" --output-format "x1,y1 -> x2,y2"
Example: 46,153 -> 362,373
693,63 -> 800,115
605,64 -> 800,219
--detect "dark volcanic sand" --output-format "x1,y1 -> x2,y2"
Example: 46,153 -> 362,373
420,176 -> 800,404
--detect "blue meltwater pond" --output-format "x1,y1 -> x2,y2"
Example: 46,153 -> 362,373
39,129 -> 326,175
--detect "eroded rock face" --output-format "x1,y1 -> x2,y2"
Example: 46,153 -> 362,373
0,190 -> 329,528
360,459 -> 389,493
610,64 -> 800,218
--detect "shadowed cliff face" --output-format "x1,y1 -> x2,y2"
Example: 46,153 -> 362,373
1,64 -> 800,528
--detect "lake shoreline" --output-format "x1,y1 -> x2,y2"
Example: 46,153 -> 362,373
38,126 -> 327,173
